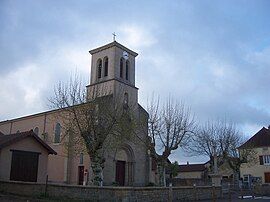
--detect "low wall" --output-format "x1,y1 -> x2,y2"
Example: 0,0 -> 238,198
168,178 -> 211,186
0,181 -> 222,201
254,184 -> 270,196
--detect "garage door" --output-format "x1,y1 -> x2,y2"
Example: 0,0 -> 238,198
10,150 -> 40,182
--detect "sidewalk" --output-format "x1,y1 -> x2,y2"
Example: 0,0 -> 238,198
203,193 -> 270,202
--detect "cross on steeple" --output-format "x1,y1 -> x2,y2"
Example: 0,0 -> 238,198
112,32 -> 116,41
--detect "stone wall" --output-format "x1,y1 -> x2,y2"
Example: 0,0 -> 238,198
254,184 -> 270,196
0,181 -> 222,201
168,178 -> 212,186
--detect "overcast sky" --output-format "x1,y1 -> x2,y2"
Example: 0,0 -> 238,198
1,0 -> 270,164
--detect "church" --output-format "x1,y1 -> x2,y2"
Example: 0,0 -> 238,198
0,41 -> 155,186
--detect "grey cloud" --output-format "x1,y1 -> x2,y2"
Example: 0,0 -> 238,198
1,0 -> 270,163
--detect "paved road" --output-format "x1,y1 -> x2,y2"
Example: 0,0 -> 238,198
204,197 -> 270,202
0,193 -> 91,202
0,193 -> 51,202
203,193 -> 270,202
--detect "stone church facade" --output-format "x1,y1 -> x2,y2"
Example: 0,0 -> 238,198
0,41 -> 155,186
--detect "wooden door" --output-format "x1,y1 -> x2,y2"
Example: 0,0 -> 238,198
115,160 -> 126,186
10,150 -> 39,182
78,166 -> 84,185
265,172 -> 270,183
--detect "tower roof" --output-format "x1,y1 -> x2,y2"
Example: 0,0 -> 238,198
89,41 -> 138,57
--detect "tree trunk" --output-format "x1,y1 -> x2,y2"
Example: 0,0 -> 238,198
90,153 -> 103,186
210,156 -> 214,173
157,161 -> 166,187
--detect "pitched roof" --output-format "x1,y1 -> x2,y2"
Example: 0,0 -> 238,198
238,127 -> 270,149
204,156 -> 239,164
178,164 -> 206,172
89,41 -> 138,57
0,130 -> 57,155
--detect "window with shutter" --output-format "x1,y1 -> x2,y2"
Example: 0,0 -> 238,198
262,155 -> 270,165
125,60 -> 129,80
120,58 -> 124,78
104,57 -> 108,77
97,59 -> 102,79
259,156 -> 264,165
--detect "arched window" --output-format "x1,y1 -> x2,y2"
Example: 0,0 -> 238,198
124,93 -> 129,105
34,127 -> 39,136
54,123 -> 61,143
125,60 -> 129,80
80,153 -> 84,164
104,57 -> 108,77
120,58 -> 124,78
123,93 -> 129,110
97,59 -> 102,79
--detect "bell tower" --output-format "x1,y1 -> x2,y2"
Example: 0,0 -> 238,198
86,41 -> 139,106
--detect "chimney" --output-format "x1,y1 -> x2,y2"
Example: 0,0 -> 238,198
268,125 -> 270,130
187,161 -> 189,165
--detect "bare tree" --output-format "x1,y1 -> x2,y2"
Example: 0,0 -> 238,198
148,96 -> 196,186
49,75 -> 138,186
187,119 -> 255,174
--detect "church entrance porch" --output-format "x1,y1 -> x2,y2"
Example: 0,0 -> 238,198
78,166 -> 84,185
113,144 -> 135,186
115,160 -> 125,186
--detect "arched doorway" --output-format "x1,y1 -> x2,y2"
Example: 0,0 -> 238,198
114,145 -> 134,186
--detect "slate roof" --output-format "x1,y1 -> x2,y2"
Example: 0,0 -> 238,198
238,127 -> 270,149
178,164 -> 206,172
166,161 -> 207,174
0,130 -> 57,155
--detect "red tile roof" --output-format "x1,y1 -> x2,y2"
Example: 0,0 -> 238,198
238,127 -> 270,149
0,130 -> 57,155
178,164 -> 206,172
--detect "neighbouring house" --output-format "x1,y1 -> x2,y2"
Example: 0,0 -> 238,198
176,163 -> 207,179
205,157 -> 239,185
0,130 -> 56,183
167,157 -> 238,186
0,41 -> 153,186
167,162 -> 209,186
238,126 -> 270,187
